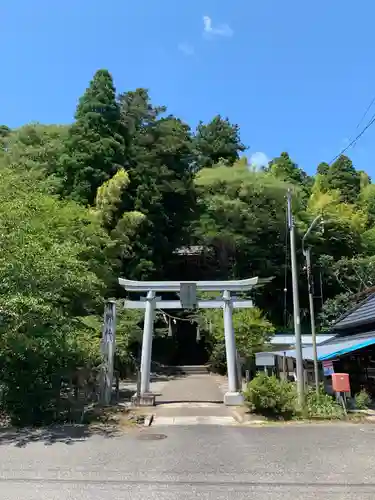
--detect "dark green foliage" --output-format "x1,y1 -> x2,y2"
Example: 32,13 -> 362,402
325,155 -> 361,203
0,125 -> 10,137
0,125 -> 10,152
355,389 -> 372,410
194,115 -> 246,170
244,373 -> 297,417
304,385 -> 344,419
0,165 -> 112,425
266,152 -> 313,196
1,67 -> 375,424
317,161 -> 329,176
318,292 -> 355,330
119,89 -> 198,278
59,69 -> 125,204
245,376 -> 344,420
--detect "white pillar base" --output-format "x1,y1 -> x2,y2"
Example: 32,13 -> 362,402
131,392 -> 156,407
224,391 -> 244,406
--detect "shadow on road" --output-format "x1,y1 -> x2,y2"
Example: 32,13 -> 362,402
0,422 -> 123,448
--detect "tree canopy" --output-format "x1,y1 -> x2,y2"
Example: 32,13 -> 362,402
0,68 -> 373,423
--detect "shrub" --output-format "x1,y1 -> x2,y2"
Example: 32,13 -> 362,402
244,373 -> 297,417
244,375 -> 347,421
355,389 -> 372,410
208,342 -> 227,374
304,385 -> 345,420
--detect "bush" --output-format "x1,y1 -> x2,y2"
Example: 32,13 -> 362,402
304,385 -> 344,420
244,375 -> 346,421
208,341 -> 227,374
355,389 -> 372,410
244,373 -> 297,417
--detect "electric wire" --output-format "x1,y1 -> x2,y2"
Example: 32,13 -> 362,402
354,96 -> 375,132
329,109 -> 375,165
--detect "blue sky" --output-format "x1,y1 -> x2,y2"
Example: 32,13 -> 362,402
2,0 -> 375,175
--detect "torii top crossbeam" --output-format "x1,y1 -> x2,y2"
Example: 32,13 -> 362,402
118,277 -> 272,293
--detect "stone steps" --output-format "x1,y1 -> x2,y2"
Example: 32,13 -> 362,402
176,365 -> 209,375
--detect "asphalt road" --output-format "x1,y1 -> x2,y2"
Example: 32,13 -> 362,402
0,423 -> 375,499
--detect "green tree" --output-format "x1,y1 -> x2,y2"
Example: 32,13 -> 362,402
319,292 -> 357,330
93,167 -> 146,265
3,123 -> 69,192
0,125 -> 10,154
194,160 -> 299,325
118,89 -> 197,278
308,182 -> 367,259
201,305 -> 274,373
359,170 -> 371,190
0,125 -> 10,137
266,152 -> 312,195
325,155 -> 360,203
0,165 -> 114,424
59,69 -> 125,205
362,227 -> 375,254
193,115 -> 246,170
359,183 -> 375,226
317,161 -> 329,176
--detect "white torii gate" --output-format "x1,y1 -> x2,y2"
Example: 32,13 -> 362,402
119,277 -> 265,406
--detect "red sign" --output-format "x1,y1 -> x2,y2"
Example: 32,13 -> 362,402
332,373 -> 350,393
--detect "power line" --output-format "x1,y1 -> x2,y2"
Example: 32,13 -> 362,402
329,111 -> 375,165
354,96 -> 375,132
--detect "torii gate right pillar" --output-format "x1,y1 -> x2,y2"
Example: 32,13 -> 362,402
223,290 -> 243,405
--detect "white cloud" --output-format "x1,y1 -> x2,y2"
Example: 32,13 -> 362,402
249,152 -> 269,169
203,15 -> 233,38
178,42 -> 194,56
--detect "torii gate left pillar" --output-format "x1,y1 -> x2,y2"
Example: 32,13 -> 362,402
119,277 -> 262,406
140,290 -> 156,395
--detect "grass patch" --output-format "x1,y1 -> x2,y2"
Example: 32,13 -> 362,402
83,404 -> 148,431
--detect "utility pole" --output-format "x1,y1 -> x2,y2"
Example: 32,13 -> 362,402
302,215 -> 323,397
287,189 -> 305,407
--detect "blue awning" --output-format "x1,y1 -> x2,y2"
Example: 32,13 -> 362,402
319,337 -> 375,360
271,332 -> 375,362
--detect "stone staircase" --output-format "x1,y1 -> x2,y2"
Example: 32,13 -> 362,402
176,365 -> 210,375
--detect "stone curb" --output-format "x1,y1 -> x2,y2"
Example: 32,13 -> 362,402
231,409 -> 244,423
151,416 -> 237,426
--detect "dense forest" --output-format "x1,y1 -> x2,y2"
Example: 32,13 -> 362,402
1,69 -> 374,423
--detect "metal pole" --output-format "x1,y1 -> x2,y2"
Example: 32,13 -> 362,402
140,290 -> 155,395
287,189 -> 305,407
301,214 -> 322,397
305,248 -> 320,396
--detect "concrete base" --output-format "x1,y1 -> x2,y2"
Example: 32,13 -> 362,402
224,391 -> 244,406
131,392 -> 156,407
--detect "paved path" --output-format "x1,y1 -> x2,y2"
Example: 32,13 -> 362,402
153,374 -> 237,425
119,375 -> 171,399
156,374 -> 225,404
1,423 -> 375,498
